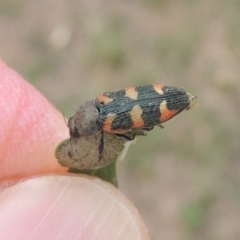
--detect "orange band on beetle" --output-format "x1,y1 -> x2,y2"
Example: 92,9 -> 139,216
130,105 -> 144,128
153,84 -> 164,95
102,113 -> 117,132
125,87 -> 138,100
159,100 -> 178,122
97,94 -> 113,105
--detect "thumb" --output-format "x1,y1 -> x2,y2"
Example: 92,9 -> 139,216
0,175 -> 149,240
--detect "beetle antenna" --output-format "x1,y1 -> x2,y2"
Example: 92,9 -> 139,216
62,112 -> 68,127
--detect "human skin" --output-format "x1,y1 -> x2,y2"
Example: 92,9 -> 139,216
0,60 -> 149,239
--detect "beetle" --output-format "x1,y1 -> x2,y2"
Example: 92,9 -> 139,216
68,84 -> 197,159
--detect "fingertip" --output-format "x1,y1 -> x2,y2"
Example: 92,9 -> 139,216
0,59 -> 68,179
0,175 -> 149,239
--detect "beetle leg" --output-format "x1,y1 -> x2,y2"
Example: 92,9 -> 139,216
115,133 -> 135,141
98,131 -> 104,160
134,130 -> 148,136
132,127 -> 154,136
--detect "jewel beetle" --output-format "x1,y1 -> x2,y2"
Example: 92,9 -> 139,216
68,84 -> 197,159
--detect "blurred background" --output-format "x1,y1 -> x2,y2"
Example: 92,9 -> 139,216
1,0 -> 240,239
